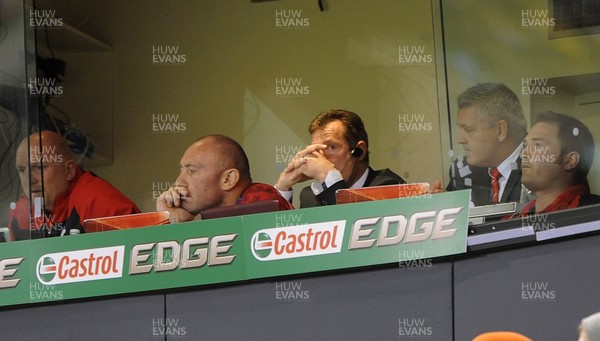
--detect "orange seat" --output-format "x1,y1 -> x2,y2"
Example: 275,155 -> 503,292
473,331 -> 533,341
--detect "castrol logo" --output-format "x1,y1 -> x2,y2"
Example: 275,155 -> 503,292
251,221 -> 345,261
36,246 -> 125,285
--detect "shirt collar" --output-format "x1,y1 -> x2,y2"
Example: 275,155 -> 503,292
351,167 -> 370,189
491,143 -> 522,179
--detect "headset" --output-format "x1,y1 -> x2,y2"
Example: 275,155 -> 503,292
350,144 -> 363,158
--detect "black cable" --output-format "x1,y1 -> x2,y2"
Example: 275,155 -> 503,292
438,0 -> 453,149
46,103 -> 71,124
29,84 -> 48,236
0,112 -> 20,200
44,26 -> 55,59
318,0 -> 325,11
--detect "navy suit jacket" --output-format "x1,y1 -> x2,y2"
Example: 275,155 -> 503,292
299,167 -> 405,208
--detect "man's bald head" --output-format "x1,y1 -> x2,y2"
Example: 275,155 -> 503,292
18,131 -> 75,162
172,134 -> 253,214
15,131 -> 77,212
193,135 -> 251,181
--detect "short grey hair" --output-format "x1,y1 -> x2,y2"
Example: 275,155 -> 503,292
458,83 -> 527,140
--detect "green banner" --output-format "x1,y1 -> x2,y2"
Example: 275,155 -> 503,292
0,190 -> 470,307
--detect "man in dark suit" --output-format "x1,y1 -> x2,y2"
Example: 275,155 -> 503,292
433,83 -> 528,206
445,156 -> 523,207
276,109 -> 404,207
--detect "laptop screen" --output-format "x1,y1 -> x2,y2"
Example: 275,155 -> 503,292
201,200 -> 280,220
0,227 -> 11,242
335,183 -> 431,204
83,211 -> 171,233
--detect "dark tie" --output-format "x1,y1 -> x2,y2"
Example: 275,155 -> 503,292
490,168 -> 502,204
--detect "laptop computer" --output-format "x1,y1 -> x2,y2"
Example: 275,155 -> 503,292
0,227 -> 12,242
467,202 -> 518,225
83,211 -> 171,233
201,200 -> 280,220
335,183 -> 431,204
468,203 -> 600,251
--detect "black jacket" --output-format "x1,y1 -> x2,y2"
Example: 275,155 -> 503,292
300,167 -> 405,207
446,158 -> 522,206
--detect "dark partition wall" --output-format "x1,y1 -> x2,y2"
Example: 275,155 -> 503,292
166,263 -> 454,340
1,233 -> 599,340
454,234 -> 600,340
0,294 -> 165,340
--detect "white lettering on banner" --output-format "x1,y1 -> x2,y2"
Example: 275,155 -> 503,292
129,234 -> 237,274
0,257 -> 25,289
348,207 -> 463,250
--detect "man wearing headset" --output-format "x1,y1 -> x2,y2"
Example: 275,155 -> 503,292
276,109 -> 405,207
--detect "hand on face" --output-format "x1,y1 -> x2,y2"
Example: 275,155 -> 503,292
276,161 -> 310,191
276,144 -> 337,189
156,185 -> 195,223
156,185 -> 190,209
294,144 -> 337,182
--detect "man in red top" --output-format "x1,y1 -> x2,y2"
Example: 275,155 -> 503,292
512,111 -> 599,217
156,134 -> 292,223
9,131 -> 140,239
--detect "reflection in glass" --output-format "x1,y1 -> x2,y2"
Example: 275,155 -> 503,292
441,0 -> 600,218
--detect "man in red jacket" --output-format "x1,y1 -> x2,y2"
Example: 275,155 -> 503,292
9,131 -> 140,240
511,111 -> 599,217
156,134 -> 292,223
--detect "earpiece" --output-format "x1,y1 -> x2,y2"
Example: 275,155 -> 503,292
350,146 -> 363,158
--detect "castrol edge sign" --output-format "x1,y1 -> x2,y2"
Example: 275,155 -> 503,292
251,221 -> 345,261
0,191 -> 469,307
36,246 -> 125,285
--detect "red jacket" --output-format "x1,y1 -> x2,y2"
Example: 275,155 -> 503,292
8,168 -> 140,239
239,183 -> 293,211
